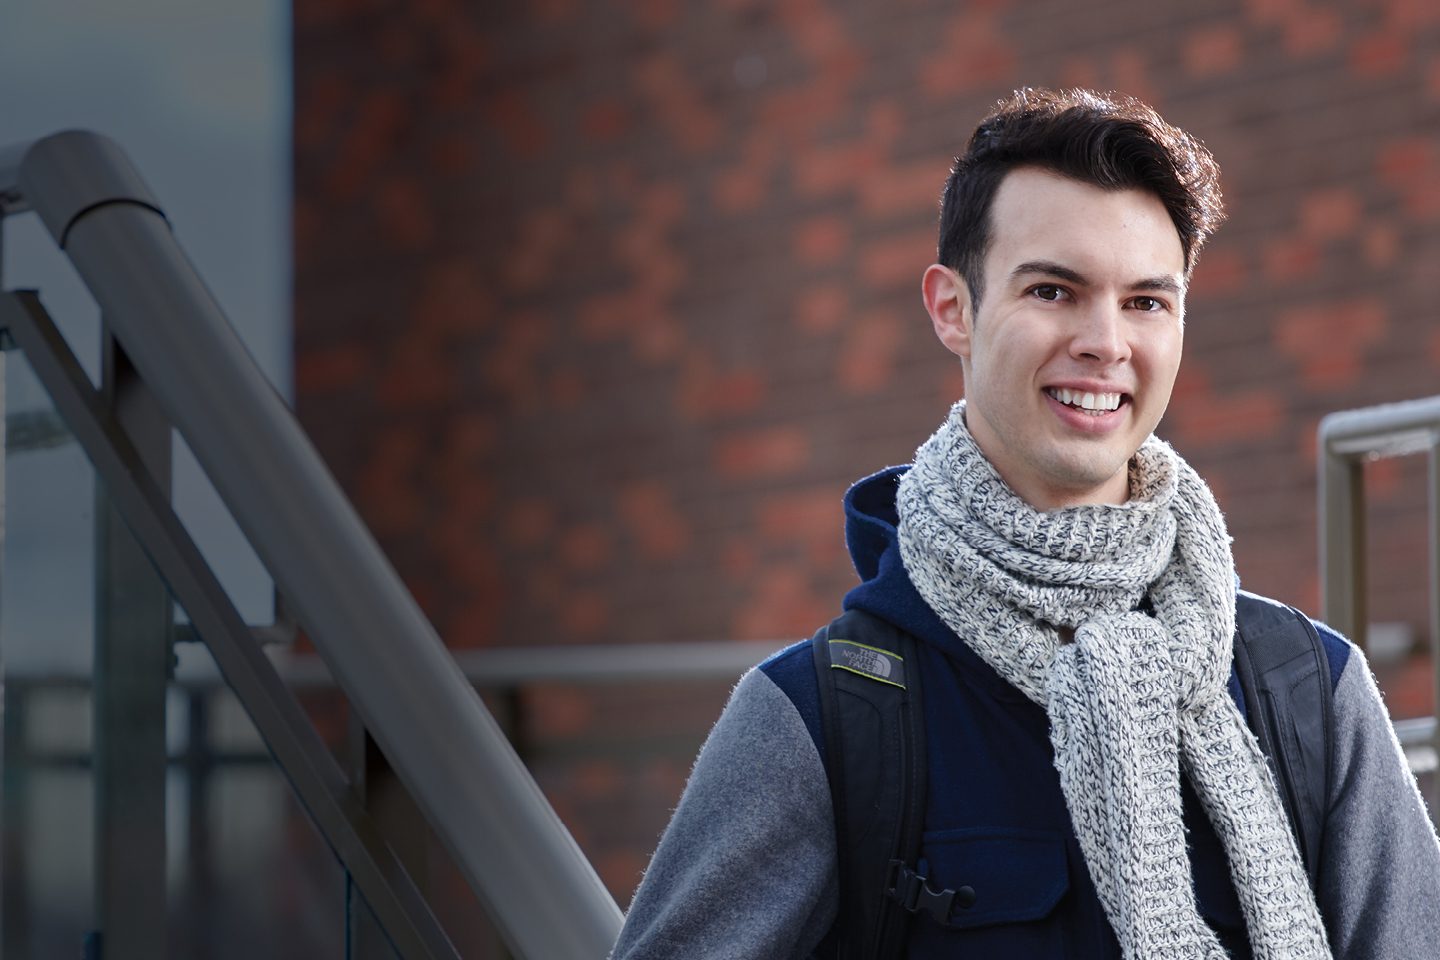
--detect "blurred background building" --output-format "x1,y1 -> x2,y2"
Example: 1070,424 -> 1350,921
3,0 -> 1438,956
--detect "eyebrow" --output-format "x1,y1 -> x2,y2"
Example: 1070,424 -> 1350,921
1009,259 -> 1185,295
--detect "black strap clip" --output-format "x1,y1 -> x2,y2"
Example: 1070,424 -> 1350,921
886,860 -> 956,925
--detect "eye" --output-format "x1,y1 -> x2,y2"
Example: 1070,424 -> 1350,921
1129,296 -> 1167,313
1029,284 -> 1069,303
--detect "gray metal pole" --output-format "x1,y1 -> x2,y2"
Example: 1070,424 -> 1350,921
1429,441 -> 1440,811
92,334 -> 172,959
2,687 -> 33,960
13,131 -> 621,958
1318,451 -> 1363,645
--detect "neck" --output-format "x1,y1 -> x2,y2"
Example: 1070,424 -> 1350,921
961,408 -> 1132,510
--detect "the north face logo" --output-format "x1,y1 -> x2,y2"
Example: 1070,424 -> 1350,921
841,646 -> 892,679
829,639 -> 905,686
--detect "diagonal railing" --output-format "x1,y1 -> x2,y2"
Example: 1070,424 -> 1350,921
0,130 -> 622,959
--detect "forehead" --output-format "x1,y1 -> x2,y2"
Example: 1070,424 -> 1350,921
985,167 -> 1185,282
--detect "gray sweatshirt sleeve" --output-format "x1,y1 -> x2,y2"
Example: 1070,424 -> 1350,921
1318,645 -> 1440,957
610,666 -> 837,959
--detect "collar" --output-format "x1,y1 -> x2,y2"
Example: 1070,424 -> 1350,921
842,466 -> 1030,703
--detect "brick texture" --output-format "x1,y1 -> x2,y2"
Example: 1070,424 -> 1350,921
293,0 -> 1440,934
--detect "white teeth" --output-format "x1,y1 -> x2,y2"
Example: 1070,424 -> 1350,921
1048,388 -> 1123,413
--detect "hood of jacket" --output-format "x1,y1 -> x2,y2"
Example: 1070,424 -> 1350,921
840,465 -> 1028,700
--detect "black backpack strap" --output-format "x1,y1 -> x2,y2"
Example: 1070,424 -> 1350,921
1231,592 -> 1334,888
811,609 -> 933,959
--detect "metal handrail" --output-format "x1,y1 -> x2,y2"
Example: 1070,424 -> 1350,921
0,131 -> 622,958
1318,396 -> 1440,643
1318,395 -> 1440,808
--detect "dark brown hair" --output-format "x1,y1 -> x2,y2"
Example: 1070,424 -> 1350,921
939,88 -> 1225,308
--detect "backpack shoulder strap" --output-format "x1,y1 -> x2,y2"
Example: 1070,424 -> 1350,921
1231,591 -> 1334,888
811,609 -> 934,959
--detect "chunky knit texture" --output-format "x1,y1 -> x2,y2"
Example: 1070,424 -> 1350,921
896,403 -> 1330,959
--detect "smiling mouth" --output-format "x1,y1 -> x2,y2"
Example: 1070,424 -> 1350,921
1045,386 -> 1127,416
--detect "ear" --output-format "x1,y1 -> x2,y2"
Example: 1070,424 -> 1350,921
922,263 -> 974,360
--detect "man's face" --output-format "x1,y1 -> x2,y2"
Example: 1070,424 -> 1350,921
923,167 -> 1187,509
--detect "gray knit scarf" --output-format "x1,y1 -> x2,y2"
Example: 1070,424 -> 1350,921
896,402 -> 1330,959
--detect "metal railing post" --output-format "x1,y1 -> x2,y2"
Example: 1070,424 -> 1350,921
91,332 -> 172,959
179,688 -> 216,958
2,684 -> 33,960
349,722 -> 431,960
1429,439 -> 1440,809
1319,450 -> 1365,645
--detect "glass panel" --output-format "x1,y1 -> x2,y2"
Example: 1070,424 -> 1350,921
169,646 -> 347,958
2,332 -> 96,958
2,345 -> 347,958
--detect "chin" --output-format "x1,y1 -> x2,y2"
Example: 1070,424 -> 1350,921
1041,453 -> 1133,503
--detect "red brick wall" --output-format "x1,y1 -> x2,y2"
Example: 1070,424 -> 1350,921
293,0 -> 1440,931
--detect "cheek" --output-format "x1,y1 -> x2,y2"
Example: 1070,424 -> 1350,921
1135,319 -> 1182,363
978,327 -> 1044,383
1137,328 -> 1184,399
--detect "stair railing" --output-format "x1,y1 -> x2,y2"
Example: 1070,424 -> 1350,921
0,130 -> 622,960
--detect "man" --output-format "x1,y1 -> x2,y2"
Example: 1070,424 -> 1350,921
612,88 -> 1440,958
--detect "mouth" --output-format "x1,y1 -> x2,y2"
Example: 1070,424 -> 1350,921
1043,386 -> 1129,417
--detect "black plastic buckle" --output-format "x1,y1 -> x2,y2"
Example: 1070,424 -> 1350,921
886,860 -> 956,925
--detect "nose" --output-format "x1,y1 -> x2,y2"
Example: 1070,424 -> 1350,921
1069,303 -> 1131,365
